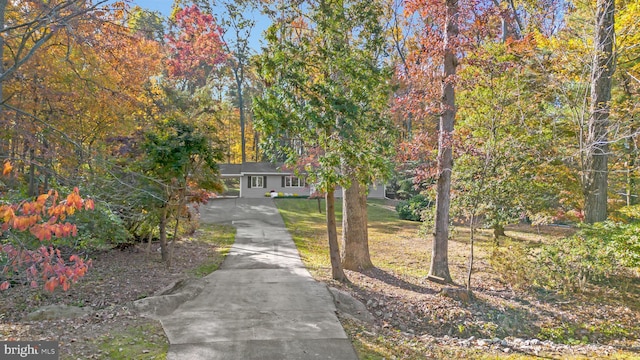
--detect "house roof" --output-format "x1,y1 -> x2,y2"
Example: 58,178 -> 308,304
219,163 -> 242,176
219,162 -> 294,176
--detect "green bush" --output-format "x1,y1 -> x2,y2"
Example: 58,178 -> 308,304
537,221 -> 639,291
396,194 -> 431,221
536,233 -> 619,291
491,221 -> 640,293
69,203 -> 131,250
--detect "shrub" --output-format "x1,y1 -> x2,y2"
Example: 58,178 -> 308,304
490,241 -> 535,290
69,203 -> 131,250
395,194 -> 431,221
536,233 -> 619,291
490,221 -> 640,293
537,221 -> 640,289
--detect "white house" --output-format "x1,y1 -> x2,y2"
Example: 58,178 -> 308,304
219,162 -> 386,199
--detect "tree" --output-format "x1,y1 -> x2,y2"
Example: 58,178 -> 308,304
1,8 -> 163,193
454,38 -> 573,253
165,4 -> 227,91
534,0 -> 629,223
177,0 -> 266,164
219,1 -> 256,164
398,0 -> 567,282
142,118 -> 224,266
342,179 -> 372,270
128,6 -> 165,41
584,0 -> 615,223
610,0 -> 640,208
426,0 -> 459,283
0,0 -> 109,105
401,0 -> 462,283
255,0 -> 394,279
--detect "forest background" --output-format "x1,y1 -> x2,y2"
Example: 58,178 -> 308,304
0,1 -> 638,355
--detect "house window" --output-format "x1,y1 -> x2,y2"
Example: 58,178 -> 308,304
249,176 -> 265,188
284,176 -> 305,188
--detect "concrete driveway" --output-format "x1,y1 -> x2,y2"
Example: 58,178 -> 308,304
161,198 -> 359,360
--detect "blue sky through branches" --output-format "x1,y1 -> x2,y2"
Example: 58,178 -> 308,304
128,0 -> 269,51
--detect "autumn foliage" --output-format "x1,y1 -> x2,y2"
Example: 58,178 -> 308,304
1,164 -> 94,292
165,5 -> 227,84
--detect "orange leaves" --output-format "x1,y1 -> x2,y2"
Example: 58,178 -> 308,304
44,278 -> 57,293
2,160 -> 12,175
505,33 -> 537,57
66,187 -> 83,209
12,214 -> 41,232
1,189 -> 90,239
84,198 -> 95,210
0,245 -> 92,293
29,222 -> 78,241
1,206 -> 15,224
0,189 -> 94,293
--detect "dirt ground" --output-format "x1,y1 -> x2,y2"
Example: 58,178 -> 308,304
319,224 -> 640,359
0,235 -> 218,359
1,215 -> 639,359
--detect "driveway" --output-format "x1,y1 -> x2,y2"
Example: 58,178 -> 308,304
161,198 -> 359,360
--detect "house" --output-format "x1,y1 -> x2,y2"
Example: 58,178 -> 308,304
219,162 -> 386,199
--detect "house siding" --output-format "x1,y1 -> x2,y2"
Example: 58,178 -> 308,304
367,183 -> 386,199
240,175 -> 311,198
333,183 -> 386,199
221,163 -> 386,199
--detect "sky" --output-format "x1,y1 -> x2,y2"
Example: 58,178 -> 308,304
128,0 -> 270,51
129,0 -> 173,16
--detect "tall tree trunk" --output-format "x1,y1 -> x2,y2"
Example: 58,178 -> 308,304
428,0 -> 458,284
234,67 -> 246,163
621,74 -> 637,206
28,147 -> 36,196
341,179 -> 373,271
626,139 -> 636,206
254,131 -> 259,161
584,0 -> 615,224
159,207 -> 170,266
169,213 -> 180,268
326,188 -> 347,282
0,1 -> 8,161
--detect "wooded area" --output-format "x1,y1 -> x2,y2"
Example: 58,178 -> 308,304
0,0 -> 638,312
0,0 -> 639,357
